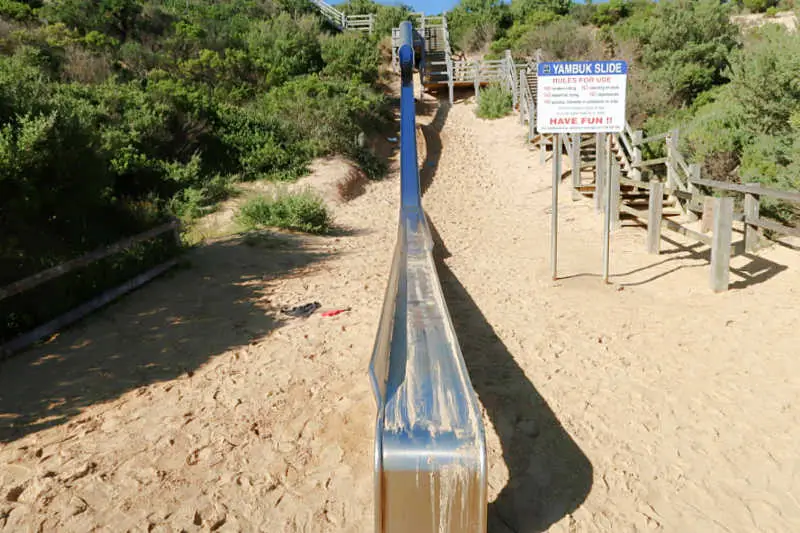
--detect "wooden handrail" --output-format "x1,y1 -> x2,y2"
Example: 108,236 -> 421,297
633,156 -> 669,168
748,216 -> 800,237
618,130 -> 633,155
690,177 -> 800,203
672,149 -> 692,178
639,131 -> 670,144
624,122 -> 634,139
0,220 -> 178,301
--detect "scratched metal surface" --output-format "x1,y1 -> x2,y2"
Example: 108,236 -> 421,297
368,21 -> 487,533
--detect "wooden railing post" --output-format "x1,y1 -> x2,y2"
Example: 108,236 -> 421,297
744,192 -> 761,253
610,155 -> 620,230
473,61 -> 480,103
505,50 -> 517,109
710,196 -> 734,292
518,68 -> 526,125
528,102 -> 535,141
631,130 -> 643,182
647,181 -> 663,254
571,133 -> 581,201
687,163 -> 701,221
665,129 -> 677,190
173,219 -> 183,247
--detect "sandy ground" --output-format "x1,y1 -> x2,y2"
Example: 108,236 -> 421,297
2,85 -> 800,532
732,11 -> 798,32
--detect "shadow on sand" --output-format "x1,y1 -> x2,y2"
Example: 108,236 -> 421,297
611,220 -> 789,289
420,97 -> 593,532
0,232 -> 331,442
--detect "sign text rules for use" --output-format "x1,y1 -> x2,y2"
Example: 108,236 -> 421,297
536,60 -> 628,134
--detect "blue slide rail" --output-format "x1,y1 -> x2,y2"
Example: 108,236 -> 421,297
368,21 -> 488,533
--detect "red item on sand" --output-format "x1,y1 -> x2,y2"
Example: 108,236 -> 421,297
321,309 -> 349,318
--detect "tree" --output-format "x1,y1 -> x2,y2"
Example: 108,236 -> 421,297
42,0 -> 142,40
635,0 -> 739,105
245,13 -> 323,88
727,25 -> 800,135
511,0 -> 571,18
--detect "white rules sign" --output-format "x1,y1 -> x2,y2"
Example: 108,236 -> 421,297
536,60 -> 628,133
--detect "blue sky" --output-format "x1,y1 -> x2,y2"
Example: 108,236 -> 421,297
406,0 -> 459,11
376,0 -> 461,13
376,1 -> 599,12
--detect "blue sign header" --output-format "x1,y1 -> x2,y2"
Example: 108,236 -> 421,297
538,60 -> 627,77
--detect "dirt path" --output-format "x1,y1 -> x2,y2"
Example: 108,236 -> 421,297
0,182 -> 398,530
422,100 -> 800,532
2,91 -> 800,532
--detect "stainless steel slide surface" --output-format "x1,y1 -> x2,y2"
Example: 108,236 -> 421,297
368,21 -> 488,533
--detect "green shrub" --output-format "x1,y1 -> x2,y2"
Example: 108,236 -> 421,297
0,0 -> 33,21
41,0 -> 143,40
260,73 -> 388,169
0,0 -> 389,339
447,1 -> 511,53
514,19 -> 595,59
373,5 -> 412,37
245,13 -> 322,88
476,84 -> 512,119
510,0 -> 564,19
765,6 -> 779,15
617,0 -> 739,106
237,190 -> 331,234
459,19 -> 499,53
352,146 -> 386,180
320,31 -> 379,84
728,24 -> 800,135
215,102 -> 312,181
591,0 -> 631,26
570,3 -> 596,25
338,0 -> 377,15
682,87 -> 748,171
676,23 -> 800,221
743,0 -> 778,13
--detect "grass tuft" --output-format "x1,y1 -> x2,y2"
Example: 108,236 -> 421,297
237,189 -> 331,234
476,84 -> 513,119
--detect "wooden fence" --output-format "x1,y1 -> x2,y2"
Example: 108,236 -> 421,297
547,129 -> 800,292
388,32 -> 798,292
1,221 -> 181,357
310,0 -> 374,33
343,13 -> 375,33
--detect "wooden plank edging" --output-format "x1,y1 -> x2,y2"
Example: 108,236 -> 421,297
690,177 -> 800,204
0,221 -> 178,301
1,259 -> 179,359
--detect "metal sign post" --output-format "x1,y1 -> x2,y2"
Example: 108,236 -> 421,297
536,60 -> 627,281
602,135 -> 613,283
551,134 -> 561,280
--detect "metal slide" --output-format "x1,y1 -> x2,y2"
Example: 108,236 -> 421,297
368,21 -> 488,533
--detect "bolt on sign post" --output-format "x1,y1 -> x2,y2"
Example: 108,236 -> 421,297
536,60 -> 628,281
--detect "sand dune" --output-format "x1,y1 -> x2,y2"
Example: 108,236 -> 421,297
1,85 -> 800,532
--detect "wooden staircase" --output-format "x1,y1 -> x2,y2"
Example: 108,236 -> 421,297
420,25 -> 449,86
545,133 -> 681,219
391,14 -> 449,82
610,136 -> 682,218
525,67 -> 537,105
310,0 -> 374,33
